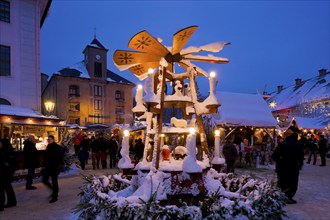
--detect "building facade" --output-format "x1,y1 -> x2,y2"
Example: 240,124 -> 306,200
266,69 -> 329,129
42,37 -> 135,127
0,0 -> 51,110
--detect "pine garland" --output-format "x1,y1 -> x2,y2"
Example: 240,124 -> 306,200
73,172 -> 287,220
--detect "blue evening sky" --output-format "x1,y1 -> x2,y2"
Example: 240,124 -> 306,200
40,0 -> 329,96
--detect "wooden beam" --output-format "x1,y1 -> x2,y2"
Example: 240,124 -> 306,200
155,67 -> 166,169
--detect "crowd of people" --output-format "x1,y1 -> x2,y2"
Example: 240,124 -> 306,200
71,128 -> 145,170
1,127 -> 328,211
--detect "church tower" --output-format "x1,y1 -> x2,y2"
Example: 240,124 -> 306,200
82,36 -> 108,81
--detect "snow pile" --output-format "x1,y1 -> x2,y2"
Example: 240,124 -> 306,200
74,169 -> 287,220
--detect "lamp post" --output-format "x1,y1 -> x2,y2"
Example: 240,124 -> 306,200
44,99 -> 55,116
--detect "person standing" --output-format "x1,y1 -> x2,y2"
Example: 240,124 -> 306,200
72,127 -> 82,155
271,128 -> 304,204
306,135 -> 318,165
90,136 -> 100,169
78,135 -> 89,170
318,135 -> 328,166
42,135 -> 64,203
223,138 -> 238,173
98,134 -> 108,169
109,136 -> 118,168
0,139 -> 17,212
134,138 -> 144,162
23,135 -> 40,190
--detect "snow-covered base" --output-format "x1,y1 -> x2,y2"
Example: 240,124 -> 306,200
211,157 -> 226,165
74,168 -> 287,220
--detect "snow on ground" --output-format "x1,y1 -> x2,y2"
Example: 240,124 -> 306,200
0,158 -> 329,220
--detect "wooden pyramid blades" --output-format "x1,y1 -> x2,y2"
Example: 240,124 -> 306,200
113,25 -> 229,79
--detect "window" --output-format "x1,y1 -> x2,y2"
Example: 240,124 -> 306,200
115,90 -> 123,100
94,100 -> 102,110
0,0 -> 10,23
94,114 -> 101,124
0,98 -> 10,105
0,45 -> 10,76
69,102 -> 80,111
94,62 -> 102,77
94,85 -> 102,97
69,85 -> 79,96
116,108 -> 124,115
68,117 -> 80,125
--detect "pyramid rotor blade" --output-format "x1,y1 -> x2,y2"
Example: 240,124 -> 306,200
128,62 -> 160,79
128,30 -> 170,57
183,54 -> 229,64
113,50 -> 162,66
178,61 -> 208,77
172,25 -> 198,55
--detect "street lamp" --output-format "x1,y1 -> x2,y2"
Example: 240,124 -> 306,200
44,99 -> 55,116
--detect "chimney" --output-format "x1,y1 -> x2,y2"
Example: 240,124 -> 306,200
277,85 -> 283,93
318,69 -> 327,77
295,78 -> 302,87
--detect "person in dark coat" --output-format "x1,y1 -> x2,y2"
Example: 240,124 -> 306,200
98,134 -> 108,169
222,138 -> 238,173
23,135 -> 40,190
134,138 -> 144,162
90,136 -> 100,169
271,128 -> 304,204
78,135 -> 89,170
42,135 -> 64,203
318,135 -> 328,166
0,139 -> 17,212
306,135 -> 318,165
109,136 -> 119,168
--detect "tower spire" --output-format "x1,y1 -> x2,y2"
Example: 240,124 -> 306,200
94,26 -> 96,39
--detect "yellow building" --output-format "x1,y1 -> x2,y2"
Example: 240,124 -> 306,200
42,37 -> 135,127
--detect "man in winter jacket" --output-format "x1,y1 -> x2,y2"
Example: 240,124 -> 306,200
271,128 -> 304,204
23,135 -> 40,190
42,135 -> 64,203
108,136 -> 118,168
318,135 -> 328,166
223,138 -> 238,173
306,135 -> 318,165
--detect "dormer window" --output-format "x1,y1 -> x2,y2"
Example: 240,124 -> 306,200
115,90 -> 123,100
69,85 -> 80,97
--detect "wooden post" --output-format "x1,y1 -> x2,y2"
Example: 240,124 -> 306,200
189,69 -> 209,160
155,66 -> 166,169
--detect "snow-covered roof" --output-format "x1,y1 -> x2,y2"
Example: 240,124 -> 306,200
268,72 -> 330,109
66,123 -> 87,129
58,61 -> 134,85
213,92 -> 278,127
89,38 -> 107,50
292,117 -> 327,130
0,105 -> 60,120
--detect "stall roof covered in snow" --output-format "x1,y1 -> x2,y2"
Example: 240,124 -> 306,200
292,117 -> 326,130
213,92 -> 278,127
267,71 -> 330,110
0,105 -> 61,120
58,61 -> 134,85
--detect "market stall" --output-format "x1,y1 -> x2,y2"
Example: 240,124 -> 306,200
212,91 -> 278,167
